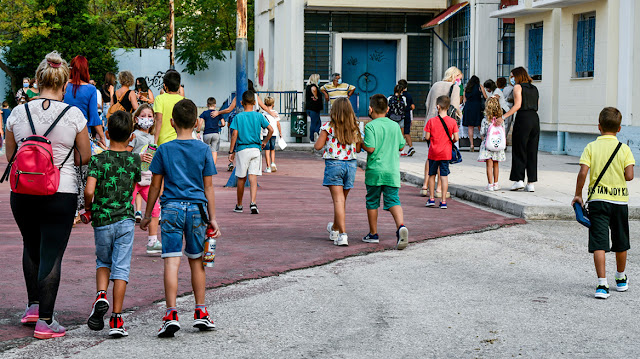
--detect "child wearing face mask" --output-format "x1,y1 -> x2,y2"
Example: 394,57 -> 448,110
127,104 -> 162,254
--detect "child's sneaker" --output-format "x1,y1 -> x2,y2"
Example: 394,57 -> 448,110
439,201 -> 448,209
193,307 -> 216,331
493,183 -> 501,191
21,303 -> 39,325
595,285 -> 610,299
407,147 -> 416,157
425,199 -> 436,207
135,211 -> 142,223
271,163 -> 277,172
234,204 -> 243,213
250,202 -> 259,214
87,291 -> 110,331
34,318 -> 65,339
227,162 -> 234,172
146,240 -> 162,254
335,233 -> 348,246
616,275 -> 628,292
362,233 -> 379,243
265,167 -> 272,173
158,310 -> 181,337
485,184 -> 494,191
396,225 -> 409,250
326,222 -> 339,242
400,152 -> 408,157
108,315 -> 128,338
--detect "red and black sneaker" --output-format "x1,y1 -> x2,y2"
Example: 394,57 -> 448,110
87,291 -> 110,331
108,314 -> 128,338
193,307 -> 216,331
158,310 -> 181,338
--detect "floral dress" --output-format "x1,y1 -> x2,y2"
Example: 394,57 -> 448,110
320,122 -> 358,160
477,118 -> 506,162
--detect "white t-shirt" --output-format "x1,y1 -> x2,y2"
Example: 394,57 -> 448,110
96,88 -> 103,113
6,99 -> 87,194
262,110 -> 280,138
486,88 -> 510,112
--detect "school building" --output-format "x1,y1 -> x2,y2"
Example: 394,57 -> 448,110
491,0 -> 640,156
254,0 -> 517,121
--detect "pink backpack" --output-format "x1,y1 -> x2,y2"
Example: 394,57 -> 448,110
1,104 -> 74,195
486,119 -> 506,152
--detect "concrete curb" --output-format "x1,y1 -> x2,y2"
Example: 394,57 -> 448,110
356,159 -> 640,220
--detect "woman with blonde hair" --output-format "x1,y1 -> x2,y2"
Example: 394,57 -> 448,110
4,51 -> 92,339
306,73 -> 323,141
314,97 -> 362,246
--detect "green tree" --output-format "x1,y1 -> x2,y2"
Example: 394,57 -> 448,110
5,0 -> 118,102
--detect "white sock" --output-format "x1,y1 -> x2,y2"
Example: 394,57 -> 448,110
598,278 -> 608,286
147,235 -> 157,246
616,271 -> 626,279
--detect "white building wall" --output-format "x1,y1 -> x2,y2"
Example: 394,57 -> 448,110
472,0 -> 500,81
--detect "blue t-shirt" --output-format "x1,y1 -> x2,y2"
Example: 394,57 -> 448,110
200,110 -> 224,135
230,111 -> 270,152
2,108 -> 10,132
63,84 -> 101,127
404,92 -> 414,121
149,139 -> 217,205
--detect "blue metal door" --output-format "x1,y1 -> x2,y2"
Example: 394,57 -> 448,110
342,39 -> 398,117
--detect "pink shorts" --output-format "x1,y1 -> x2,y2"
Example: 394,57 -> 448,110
132,184 -> 161,218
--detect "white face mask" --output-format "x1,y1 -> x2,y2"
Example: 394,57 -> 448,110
137,116 -> 154,130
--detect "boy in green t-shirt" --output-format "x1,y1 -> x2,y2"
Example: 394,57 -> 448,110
572,107 -> 635,299
154,70 -> 184,145
84,111 -> 141,337
361,94 -> 409,250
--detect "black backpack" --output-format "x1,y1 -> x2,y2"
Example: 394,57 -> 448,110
388,95 -> 406,122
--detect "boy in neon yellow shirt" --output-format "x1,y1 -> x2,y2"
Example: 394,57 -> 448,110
154,70 -> 184,145
572,107 -> 635,299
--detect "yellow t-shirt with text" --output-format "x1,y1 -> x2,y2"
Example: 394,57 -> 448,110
579,135 -> 635,203
154,93 -> 184,145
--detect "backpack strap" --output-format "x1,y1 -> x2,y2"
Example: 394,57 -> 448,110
44,105 -> 72,137
438,115 -> 455,145
448,83 -> 455,98
24,103 -> 36,135
58,144 -> 77,171
586,142 -> 623,203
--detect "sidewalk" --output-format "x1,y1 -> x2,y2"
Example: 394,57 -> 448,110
356,142 -> 640,220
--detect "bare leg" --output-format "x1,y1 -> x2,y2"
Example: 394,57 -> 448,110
486,160 -> 494,184
149,217 -> 159,236
329,186 -> 347,233
440,176 -> 449,203
135,193 -> 142,213
188,257 -> 206,305
468,127 -> 475,151
422,160 -> 429,190
236,177 -> 246,206
616,251 -> 627,273
212,151 -> 218,165
388,205 -> 404,228
248,174 -> 258,203
367,209 -> 378,235
428,175 -> 436,200
594,250 -> 606,278
270,150 -> 276,166
96,267 -> 110,292
264,150 -> 272,168
112,279 -> 127,313
405,134 -> 413,148
164,257 -> 181,308
493,162 -> 500,183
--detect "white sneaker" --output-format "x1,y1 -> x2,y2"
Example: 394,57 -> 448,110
493,183 -> 501,191
485,184 -> 494,191
265,167 -> 272,173
510,181 -> 525,191
326,222 -> 339,242
524,183 -> 535,192
335,233 -> 349,246
271,163 -> 277,172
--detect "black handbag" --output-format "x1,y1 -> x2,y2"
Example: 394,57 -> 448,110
447,84 -> 461,124
438,115 -> 462,164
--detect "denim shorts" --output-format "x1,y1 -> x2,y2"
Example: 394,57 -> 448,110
94,219 -> 135,282
161,201 -> 207,259
264,136 -> 277,151
428,159 -> 451,176
323,159 -> 357,190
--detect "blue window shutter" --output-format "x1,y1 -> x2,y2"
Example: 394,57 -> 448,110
587,17 -> 595,72
576,20 -> 585,73
528,27 -> 543,76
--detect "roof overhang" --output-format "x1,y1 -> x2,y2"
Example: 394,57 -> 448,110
305,0 -> 447,12
490,0 -> 551,18
532,0 -> 597,8
421,2 -> 469,29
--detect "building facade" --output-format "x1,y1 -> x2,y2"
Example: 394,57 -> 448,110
492,0 -> 640,157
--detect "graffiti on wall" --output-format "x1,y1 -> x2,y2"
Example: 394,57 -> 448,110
144,71 -> 166,91
258,49 -> 266,87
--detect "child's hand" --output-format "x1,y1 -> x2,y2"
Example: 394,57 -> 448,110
140,217 -> 151,231
142,153 -> 153,163
208,220 -> 221,238
571,196 -> 583,206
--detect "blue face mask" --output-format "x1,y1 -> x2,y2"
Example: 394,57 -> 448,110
23,83 -> 29,88
510,77 -> 516,86
337,78 -> 343,85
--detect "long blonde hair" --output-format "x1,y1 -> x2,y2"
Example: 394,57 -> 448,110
484,97 -> 503,120
442,66 -> 462,82
329,97 -> 361,145
308,74 -> 320,85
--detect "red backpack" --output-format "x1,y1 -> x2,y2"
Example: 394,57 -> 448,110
1,103 -> 74,195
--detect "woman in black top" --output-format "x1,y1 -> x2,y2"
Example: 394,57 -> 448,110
112,71 -> 138,113
306,74 -> 323,141
462,75 -> 486,152
500,67 -> 540,192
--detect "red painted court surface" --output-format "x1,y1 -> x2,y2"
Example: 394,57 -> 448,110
0,151 -> 524,347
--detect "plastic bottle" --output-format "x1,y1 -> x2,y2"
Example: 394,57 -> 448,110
202,227 -> 216,267
141,144 -> 157,172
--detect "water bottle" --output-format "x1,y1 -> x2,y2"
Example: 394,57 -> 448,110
202,227 -> 216,267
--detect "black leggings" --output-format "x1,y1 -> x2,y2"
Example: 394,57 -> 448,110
11,192 -> 77,319
509,110 -> 540,183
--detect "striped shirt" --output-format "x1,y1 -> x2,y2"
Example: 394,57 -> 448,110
321,83 -> 355,105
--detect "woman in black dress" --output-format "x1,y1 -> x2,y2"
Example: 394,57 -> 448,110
462,75 -> 486,152
500,67 -> 540,192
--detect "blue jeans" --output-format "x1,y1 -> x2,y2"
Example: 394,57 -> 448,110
307,110 -> 321,141
322,159 -> 357,190
160,201 -> 207,259
94,219 -> 135,282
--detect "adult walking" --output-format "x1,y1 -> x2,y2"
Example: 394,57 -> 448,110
135,77 -> 154,105
15,77 -> 30,105
497,77 -> 514,135
320,73 -> 355,109
4,51 -> 91,339
113,71 -> 139,114
462,76 -> 486,152
305,74 -> 323,141
422,66 -> 463,196
500,67 -> 540,192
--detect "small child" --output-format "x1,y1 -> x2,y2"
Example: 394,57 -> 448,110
200,97 -> 226,165
313,97 -> 362,246
84,110 -> 141,337
398,80 -> 416,156
127,104 -> 162,254
424,96 -> 459,209
141,99 -> 220,337
2,101 -> 11,138
572,107 -> 635,299
361,94 -> 409,250
477,97 -> 506,191
262,96 -> 282,173
229,91 -> 273,214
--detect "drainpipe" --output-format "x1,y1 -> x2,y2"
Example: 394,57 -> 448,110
552,131 -> 567,155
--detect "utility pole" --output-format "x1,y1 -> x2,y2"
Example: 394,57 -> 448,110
236,0 -> 248,113
169,0 -> 175,69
